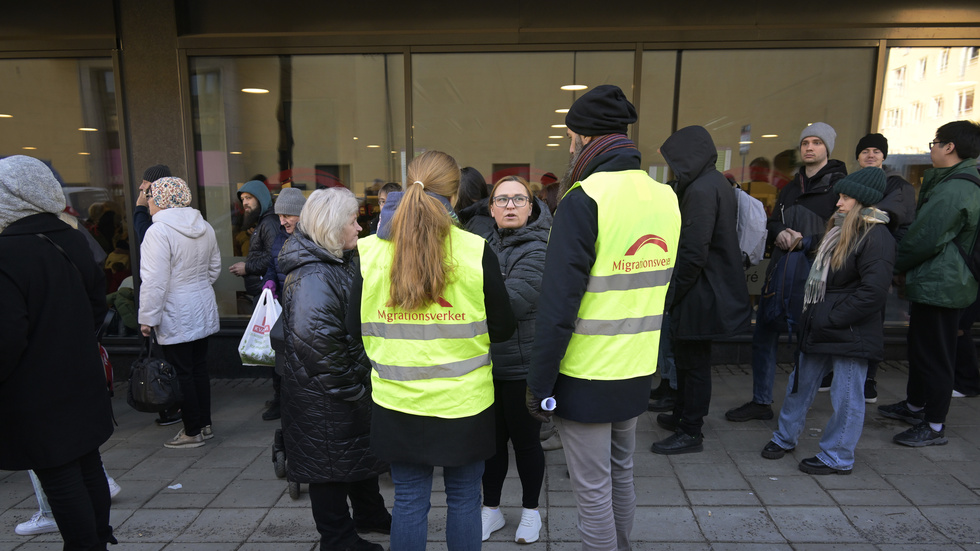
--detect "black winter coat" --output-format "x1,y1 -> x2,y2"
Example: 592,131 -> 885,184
877,173 -> 917,243
458,200 -> 496,238
485,198 -> 552,380
661,126 -> 751,340
767,160 -> 847,276
244,211 -> 281,296
278,231 -> 387,483
0,213 -> 113,471
800,223 -> 895,360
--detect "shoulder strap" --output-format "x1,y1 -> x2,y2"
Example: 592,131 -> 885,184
35,232 -> 116,339
957,172 -> 980,186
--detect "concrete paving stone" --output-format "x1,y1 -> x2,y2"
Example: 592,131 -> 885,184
272,487 -> 311,508
108,479 -> 172,509
631,445 -> 677,471
194,446 -> 264,469
630,506 -> 704,542
841,505 -> 950,544
246,507 -> 318,542
673,463 -> 752,491
882,474 -> 980,505
238,543 -> 316,551
827,489 -> 912,506
119,455 -> 200,482
634,476 -> 687,506
728,451 -> 808,478
691,506 -> 785,543
544,506 -> 581,542
98,444 -> 158,471
874,546 -> 966,551
917,438 -> 980,462
220,429 -> 279,448
164,467 -> 239,494
944,462 -> 980,489
210,479 -> 285,508
709,544 -> 794,551
113,508 -> 202,542
0,476 -> 36,510
686,490 -> 761,506
919,506 -> 980,543
0,509 -> 43,544
173,507 -> 267,542
785,545 -> 877,551
143,492 -> 218,509
239,452 -> 282,481
858,448 -> 948,476
948,424 -> 980,448
745,475 -> 835,506
715,427 -> 779,452
664,445 -> 733,465
809,465 -> 892,490
482,542 -> 548,551
766,506 -> 865,542
545,464 -> 573,492
545,490 -> 577,507
160,543 -> 240,550
14,544 -> 164,551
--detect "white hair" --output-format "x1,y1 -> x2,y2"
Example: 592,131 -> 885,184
298,187 -> 359,258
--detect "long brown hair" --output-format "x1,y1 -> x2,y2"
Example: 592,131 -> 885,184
388,150 -> 461,310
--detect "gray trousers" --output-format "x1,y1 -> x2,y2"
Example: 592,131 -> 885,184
554,415 -> 637,551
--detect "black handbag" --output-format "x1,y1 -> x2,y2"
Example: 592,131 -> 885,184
127,333 -> 182,413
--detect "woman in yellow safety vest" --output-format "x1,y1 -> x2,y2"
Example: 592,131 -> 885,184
347,150 -> 515,551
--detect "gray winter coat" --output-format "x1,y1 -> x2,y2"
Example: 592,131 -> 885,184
278,231 -> 387,483
484,198 -> 553,380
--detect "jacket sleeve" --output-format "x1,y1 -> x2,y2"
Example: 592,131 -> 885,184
346,271 -> 364,344
483,243 -> 517,342
133,206 -> 151,246
670,182 -> 715,307
895,184 -> 970,273
767,180 -> 795,240
290,272 -> 369,401
138,226 -> 171,327
208,230 -> 221,285
0,270 -> 28,382
502,244 -> 547,320
527,188 -> 598,399
827,226 -> 896,328
244,215 -> 277,276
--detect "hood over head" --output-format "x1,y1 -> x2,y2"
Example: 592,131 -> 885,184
238,179 -> 273,214
151,207 -> 211,239
660,125 -> 719,187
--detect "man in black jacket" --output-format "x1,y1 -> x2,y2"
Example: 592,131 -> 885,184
228,179 -> 279,299
652,126 -> 751,454
726,122 -> 846,422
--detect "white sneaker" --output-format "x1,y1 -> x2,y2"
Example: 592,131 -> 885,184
15,511 -> 58,536
201,425 -> 214,440
952,389 -> 967,398
107,476 -> 121,499
481,506 -> 505,541
515,508 -> 541,544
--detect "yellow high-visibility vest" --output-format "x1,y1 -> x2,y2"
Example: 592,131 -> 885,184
559,169 -> 681,380
358,227 -> 493,418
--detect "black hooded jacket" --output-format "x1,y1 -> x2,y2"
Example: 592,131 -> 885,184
660,126 -> 751,340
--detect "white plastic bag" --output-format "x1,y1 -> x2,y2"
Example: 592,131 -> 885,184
238,288 -> 282,366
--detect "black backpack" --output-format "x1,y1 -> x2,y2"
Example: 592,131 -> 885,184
951,171 -> 980,282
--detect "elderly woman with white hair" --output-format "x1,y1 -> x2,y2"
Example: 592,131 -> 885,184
278,187 -> 391,550
0,155 -> 116,549
138,176 -> 221,449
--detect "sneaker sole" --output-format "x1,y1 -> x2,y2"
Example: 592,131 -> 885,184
799,463 -> 852,475
516,533 -> 540,544
878,411 -> 923,425
164,440 -> 206,449
15,525 -> 59,536
893,436 -> 948,447
761,447 -> 793,460
482,516 -> 505,541
864,397 -> 878,404
155,419 -> 182,426
725,411 -> 774,422
650,442 -> 704,455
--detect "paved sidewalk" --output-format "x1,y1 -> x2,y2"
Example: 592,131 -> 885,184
3,360 -> 980,550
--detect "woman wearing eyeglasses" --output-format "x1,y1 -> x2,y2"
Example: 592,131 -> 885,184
479,176 -> 553,543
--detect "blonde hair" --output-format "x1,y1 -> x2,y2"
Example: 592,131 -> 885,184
826,202 -> 875,271
388,151 -> 461,310
298,187 -> 358,258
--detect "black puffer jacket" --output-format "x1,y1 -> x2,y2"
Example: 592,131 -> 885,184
877,173 -> 917,242
661,126 -> 751,340
800,222 -> 895,360
244,210 -> 281,296
486,198 -> 553,379
458,200 -> 496,238
278,231 -> 387,483
767,160 -> 847,275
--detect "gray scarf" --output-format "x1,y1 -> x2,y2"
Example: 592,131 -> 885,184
803,207 -> 889,309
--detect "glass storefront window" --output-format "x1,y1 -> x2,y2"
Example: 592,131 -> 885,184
189,54 -> 405,316
0,58 -> 126,305
637,51 -> 679,184
412,51 -> 634,194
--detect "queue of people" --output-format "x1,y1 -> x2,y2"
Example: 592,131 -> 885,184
3,86 -> 980,551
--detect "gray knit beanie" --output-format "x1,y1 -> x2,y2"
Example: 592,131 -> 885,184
800,122 -> 837,155
275,187 -> 307,216
0,155 -> 67,233
835,167 -> 886,206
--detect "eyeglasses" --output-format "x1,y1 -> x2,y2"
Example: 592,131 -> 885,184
928,140 -> 947,149
492,195 -> 529,208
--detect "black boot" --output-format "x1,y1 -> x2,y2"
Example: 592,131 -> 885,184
262,397 -> 281,421
648,385 -> 677,412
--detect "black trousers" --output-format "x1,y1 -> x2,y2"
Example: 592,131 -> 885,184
33,447 -> 115,551
482,378 -> 544,509
955,293 -> 980,395
308,476 -> 388,550
161,337 -> 212,437
907,302 -> 961,424
672,339 -> 713,437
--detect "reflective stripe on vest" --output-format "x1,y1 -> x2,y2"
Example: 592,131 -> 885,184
358,227 -> 493,419
559,170 -> 681,381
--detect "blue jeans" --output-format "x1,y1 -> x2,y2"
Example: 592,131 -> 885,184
389,461 -> 484,551
772,353 -> 867,470
751,322 -> 781,404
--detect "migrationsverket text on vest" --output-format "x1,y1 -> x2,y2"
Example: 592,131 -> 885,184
377,310 -> 467,323
612,257 -> 672,273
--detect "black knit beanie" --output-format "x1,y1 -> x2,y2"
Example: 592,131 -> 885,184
855,133 -> 889,160
143,164 -> 172,183
564,85 -> 637,136
835,167 -> 886,205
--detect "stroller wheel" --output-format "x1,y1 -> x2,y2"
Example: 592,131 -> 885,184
288,480 -> 301,499
274,450 -> 287,478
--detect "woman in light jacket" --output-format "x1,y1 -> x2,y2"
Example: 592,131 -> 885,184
761,167 -> 894,474
139,177 -> 221,449
478,176 -> 552,544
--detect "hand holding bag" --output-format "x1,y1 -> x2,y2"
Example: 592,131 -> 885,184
127,333 -> 182,413
238,288 -> 282,366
